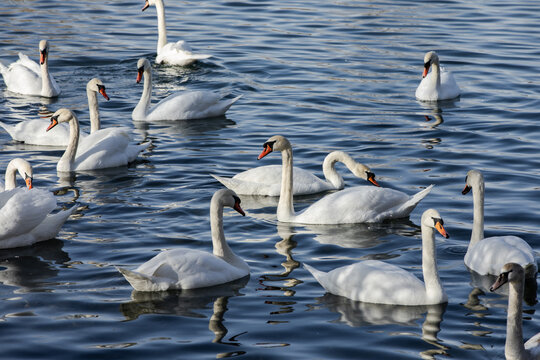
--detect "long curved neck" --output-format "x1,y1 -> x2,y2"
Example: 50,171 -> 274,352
87,88 -> 100,133
505,277 -> 527,360
4,163 -> 18,190
429,62 -> 441,90
40,57 -> 55,97
421,224 -> 445,304
154,0 -> 168,52
277,147 -> 295,222
469,180 -> 485,250
210,199 -> 235,261
59,116 -> 80,171
133,68 -> 152,119
322,151 -> 355,189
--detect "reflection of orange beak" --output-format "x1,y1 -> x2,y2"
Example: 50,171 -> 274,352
462,185 -> 471,195
40,51 -> 46,65
136,69 -> 143,83
233,201 -> 245,216
99,88 -> 110,101
46,118 -> 58,132
142,0 -> 150,11
435,221 -> 449,239
257,144 -> 272,160
367,173 -> 380,187
25,177 -> 33,189
422,64 -> 430,78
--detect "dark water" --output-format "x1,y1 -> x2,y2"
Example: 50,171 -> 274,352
0,0 -> 539,358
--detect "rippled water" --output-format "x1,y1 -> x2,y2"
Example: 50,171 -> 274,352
0,0 -> 539,358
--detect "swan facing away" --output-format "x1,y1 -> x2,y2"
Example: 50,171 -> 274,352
415,51 -> 460,101
117,189 -> 249,291
0,78 -> 110,146
211,150 -> 380,196
491,263 -> 540,360
0,40 -> 61,98
462,170 -> 537,278
257,135 -> 434,224
132,58 -> 240,121
46,108 -> 149,172
142,0 -> 211,66
0,158 -> 75,249
305,209 -> 449,305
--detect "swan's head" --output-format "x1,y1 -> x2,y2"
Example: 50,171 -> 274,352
490,263 -> 524,292
47,108 -> 75,132
39,39 -> 49,65
136,58 -> 151,83
462,169 -> 483,195
421,209 -> 449,238
214,189 -> 245,216
422,51 -> 439,78
87,78 -> 110,101
351,163 -> 379,187
141,0 -> 155,11
7,158 -> 33,189
257,135 -> 291,160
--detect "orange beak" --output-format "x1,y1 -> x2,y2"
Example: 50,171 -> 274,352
40,50 -> 46,65
462,185 -> 471,195
99,87 -> 110,101
367,172 -> 380,187
422,64 -> 430,78
142,0 -> 150,11
46,118 -> 58,132
136,68 -> 143,83
25,176 -> 33,190
435,221 -> 449,239
257,144 -> 273,160
233,200 -> 245,216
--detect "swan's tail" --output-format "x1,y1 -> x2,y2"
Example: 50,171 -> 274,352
189,54 -> 212,61
0,61 -> 7,79
304,263 -> 327,286
0,121 -> 14,137
116,266 -> 158,292
390,184 -> 435,219
221,95 -> 243,113
210,174 -> 239,192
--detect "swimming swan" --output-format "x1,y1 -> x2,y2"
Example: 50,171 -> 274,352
462,170 -> 537,278
305,208 -> 449,305
415,51 -> 460,101
142,0 -> 211,66
132,58 -> 241,121
117,189 -> 249,291
0,40 -> 60,97
257,135 -> 434,224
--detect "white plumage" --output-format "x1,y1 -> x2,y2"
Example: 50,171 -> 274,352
415,51 -> 460,101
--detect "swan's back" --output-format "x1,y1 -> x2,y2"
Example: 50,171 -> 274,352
1,54 -> 42,96
156,41 -> 212,66
0,119 -> 71,146
416,68 -> 460,101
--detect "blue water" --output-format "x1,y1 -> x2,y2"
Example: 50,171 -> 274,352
0,0 -> 539,358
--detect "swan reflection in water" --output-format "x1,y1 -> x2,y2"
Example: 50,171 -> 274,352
468,270 -> 537,306
132,115 -> 235,139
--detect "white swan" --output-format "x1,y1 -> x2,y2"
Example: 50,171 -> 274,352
257,135 -> 434,224
462,170 -> 537,278
0,40 -> 60,98
490,263 -> 540,360
0,158 -> 76,249
117,189 -> 249,291
142,0 -> 211,66
46,108 -> 149,172
415,51 -> 460,101
211,150 -> 380,196
304,208 -> 449,305
132,58 -> 240,121
0,78 -> 110,146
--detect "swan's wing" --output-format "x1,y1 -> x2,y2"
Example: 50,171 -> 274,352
525,332 -> 540,356
15,53 -> 41,74
147,91 -> 224,121
0,119 -> 70,146
439,70 -> 461,99
2,60 -> 42,95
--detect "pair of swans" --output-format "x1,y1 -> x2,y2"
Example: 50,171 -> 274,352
305,208 -> 449,305
212,150 -> 380,196
0,158 -> 75,249
0,40 -> 60,98
142,0 -> 211,66
462,170 -> 537,278
415,51 -> 460,101
132,58 -> 241,121
117,189 -> 249,291
255,135 -> 433,224
0,78 -> 109,146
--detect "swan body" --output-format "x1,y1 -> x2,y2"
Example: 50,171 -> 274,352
0,40 -> 60,97
0,158 -> 75,249
118,189 -> 249,291
462,170 -> 537,278
132,58 -> 240,121
47,108 -> 148,172
491,263 -> 540,359
0,78 -> 110,146
305,209 -> 449,305
258,135 -> 434,224
211,150 -> 379,196
142,0 -> 211,66
415,51 -> 460,101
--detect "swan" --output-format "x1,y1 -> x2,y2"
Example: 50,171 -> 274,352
0,40 -> 60,98
46,108 -> 149,172
304,208 -> 449,305
0,78 -> 110,146
142,0 -> 211,66
117,189 -> 249,291
211,150 -> 380,196
462,170 -> 537,278
490,263 -> 540,359
132,58 -> 240,121
0,158 -> 76,249
415,51 -> 460,101
257,135 -> 434,224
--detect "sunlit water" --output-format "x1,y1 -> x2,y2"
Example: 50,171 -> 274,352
0,0 -> 539,358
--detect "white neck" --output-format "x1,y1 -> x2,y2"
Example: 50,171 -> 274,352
429,62 -> 441,90
40,57 -> 55,97
277,147 -> 296,222
4,162 -> 20,190
87,87 -> 100,133
421,223 -> 446,304
210,197 -> 245,270
505,276 -> 528,360
322,151 -> 356,189
154,0 -> 168,52
133,67 -> 152,120
469,180 -> 485,251
58,115 -> 80,172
